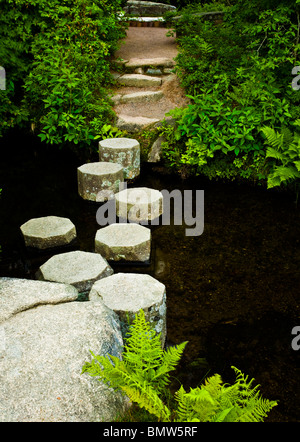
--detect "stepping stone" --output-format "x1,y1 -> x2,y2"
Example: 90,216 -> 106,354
20,216 -> 76,250
117,74 -> 161,88
36,250 -> 113,294
123,1 -> 176,16
112,90 -> 163,105
99,138 -> 140,179
77,162 -> 124,202
95,223 -> 151,262
115,114 -> 159,132
126,57 -> 175,69
115,187 -> 163,222
89,273 -> 167,345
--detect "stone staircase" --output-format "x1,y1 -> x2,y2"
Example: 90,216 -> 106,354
112,58 -> 178,132
111,1 -> 184,133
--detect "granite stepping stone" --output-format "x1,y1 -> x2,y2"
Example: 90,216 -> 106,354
111,90 -> 163,105
99,138 -> 140,179
77,162 -> 124,202
115,114 -> 159,133
89,272 -> 167,345
36,250 -> 113,294
95,223 -> 151,262
20,216 -> 76,250
117,73 -> 162,88
115,187 -> 163,223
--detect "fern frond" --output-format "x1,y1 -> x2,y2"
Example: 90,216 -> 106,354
266,146 -> 286,162
294,160 -> 300,172
122,382 -> 171,422
124,310 -> 164,375
261,126 -> 284,150
174,384 -> 218,422
153,341 -> 188,388
269,165 -> 300,187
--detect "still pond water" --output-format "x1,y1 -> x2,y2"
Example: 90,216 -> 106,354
0,130 -> 300,421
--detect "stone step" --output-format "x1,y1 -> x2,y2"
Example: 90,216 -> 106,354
95,223 -> 151,263
77,161 -> 124,202
114,58 -> 175,75
36,250 -> 114,294
115,114 -> 160,132
89,272 -> 167,345
112,90 -> 164,105
117,73 -> 162,88
128,17 -> 166,27
126,57 -> 175,69
99,137 -> 140,179
115,186 -> 163,222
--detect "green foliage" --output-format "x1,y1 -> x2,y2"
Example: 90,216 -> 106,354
82,310 -> 277,422
0,0 -> 127,147
261,121 -> 300,189
158,91 -> 268,181
174,367 -> 277,422
159,0 -> 300,184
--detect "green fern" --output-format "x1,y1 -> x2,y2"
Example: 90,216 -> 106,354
261,121 -> 300,189
82,310 -> 187,421
173,367 -> 277,422
82,310 -> 277,422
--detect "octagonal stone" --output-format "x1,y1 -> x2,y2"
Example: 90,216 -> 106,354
115,187 -> 163,223
20,216 -> 76,250
89,273 -> 167,345
77,162 -> 124,202
37,250 -> 113,294
99,138 -> 140,179
95,223 -> 151,262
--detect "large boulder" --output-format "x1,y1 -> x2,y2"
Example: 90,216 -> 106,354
123,1 -> 176,17
0,277 -> 128,422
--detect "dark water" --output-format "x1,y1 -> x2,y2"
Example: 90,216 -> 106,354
1,130 -> 300,422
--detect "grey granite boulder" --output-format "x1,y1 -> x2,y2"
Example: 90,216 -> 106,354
0,277 -> 78,323
37,250 -> 113,294
95,223 -> 151,262
0,277 -> 128,422
89,273 -> 167,345
20,216 -> 76,249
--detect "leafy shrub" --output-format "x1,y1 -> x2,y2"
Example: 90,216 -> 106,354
261,120 -> 300,190
82,310 -> 277,422
160,0 -> 300,183
0,0 -> 127,148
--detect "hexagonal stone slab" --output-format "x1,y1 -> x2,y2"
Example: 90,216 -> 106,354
99,138 -> 140,179
77,162 -> 124,202
37,251 -> 113,294
89,273 -> 167,345
20,216 -> 76,250
115,187 -> 163,223
95,223 -> 151,262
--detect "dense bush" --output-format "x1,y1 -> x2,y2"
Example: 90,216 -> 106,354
160,0 -> 300,187
0,0 -> 127,148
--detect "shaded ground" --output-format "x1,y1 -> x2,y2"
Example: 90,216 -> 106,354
112,26 -> 189,120
114,27 -> 178,61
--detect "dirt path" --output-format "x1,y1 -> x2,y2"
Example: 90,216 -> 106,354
112,26 -> 189,129
114,27 -> 178,61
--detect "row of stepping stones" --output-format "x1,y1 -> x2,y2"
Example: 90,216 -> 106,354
19,136 -> 166,340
